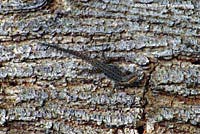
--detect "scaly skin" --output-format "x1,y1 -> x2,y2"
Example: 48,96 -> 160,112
41,43 -> 143,87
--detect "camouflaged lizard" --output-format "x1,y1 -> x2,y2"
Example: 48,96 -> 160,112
41,43 -> 144,87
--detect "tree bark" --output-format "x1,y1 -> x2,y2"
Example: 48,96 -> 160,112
0,0 -> 199,133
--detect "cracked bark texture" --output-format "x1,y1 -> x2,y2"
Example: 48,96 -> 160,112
0,0 -> 200,133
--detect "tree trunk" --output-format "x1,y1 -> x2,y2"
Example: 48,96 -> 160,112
0,0 -> 199,133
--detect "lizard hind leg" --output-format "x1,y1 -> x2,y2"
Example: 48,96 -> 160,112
97,63 -> 124,82
107,64 -> 124,76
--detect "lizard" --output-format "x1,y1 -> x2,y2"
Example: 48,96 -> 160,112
41,43 -> 144,87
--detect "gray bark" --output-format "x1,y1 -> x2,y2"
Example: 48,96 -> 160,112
0,0 -> 199,133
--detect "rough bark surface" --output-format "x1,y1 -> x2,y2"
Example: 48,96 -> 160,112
0,0 -> 200,133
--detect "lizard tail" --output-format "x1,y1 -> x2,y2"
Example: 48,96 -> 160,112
40,43 -> 91,61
